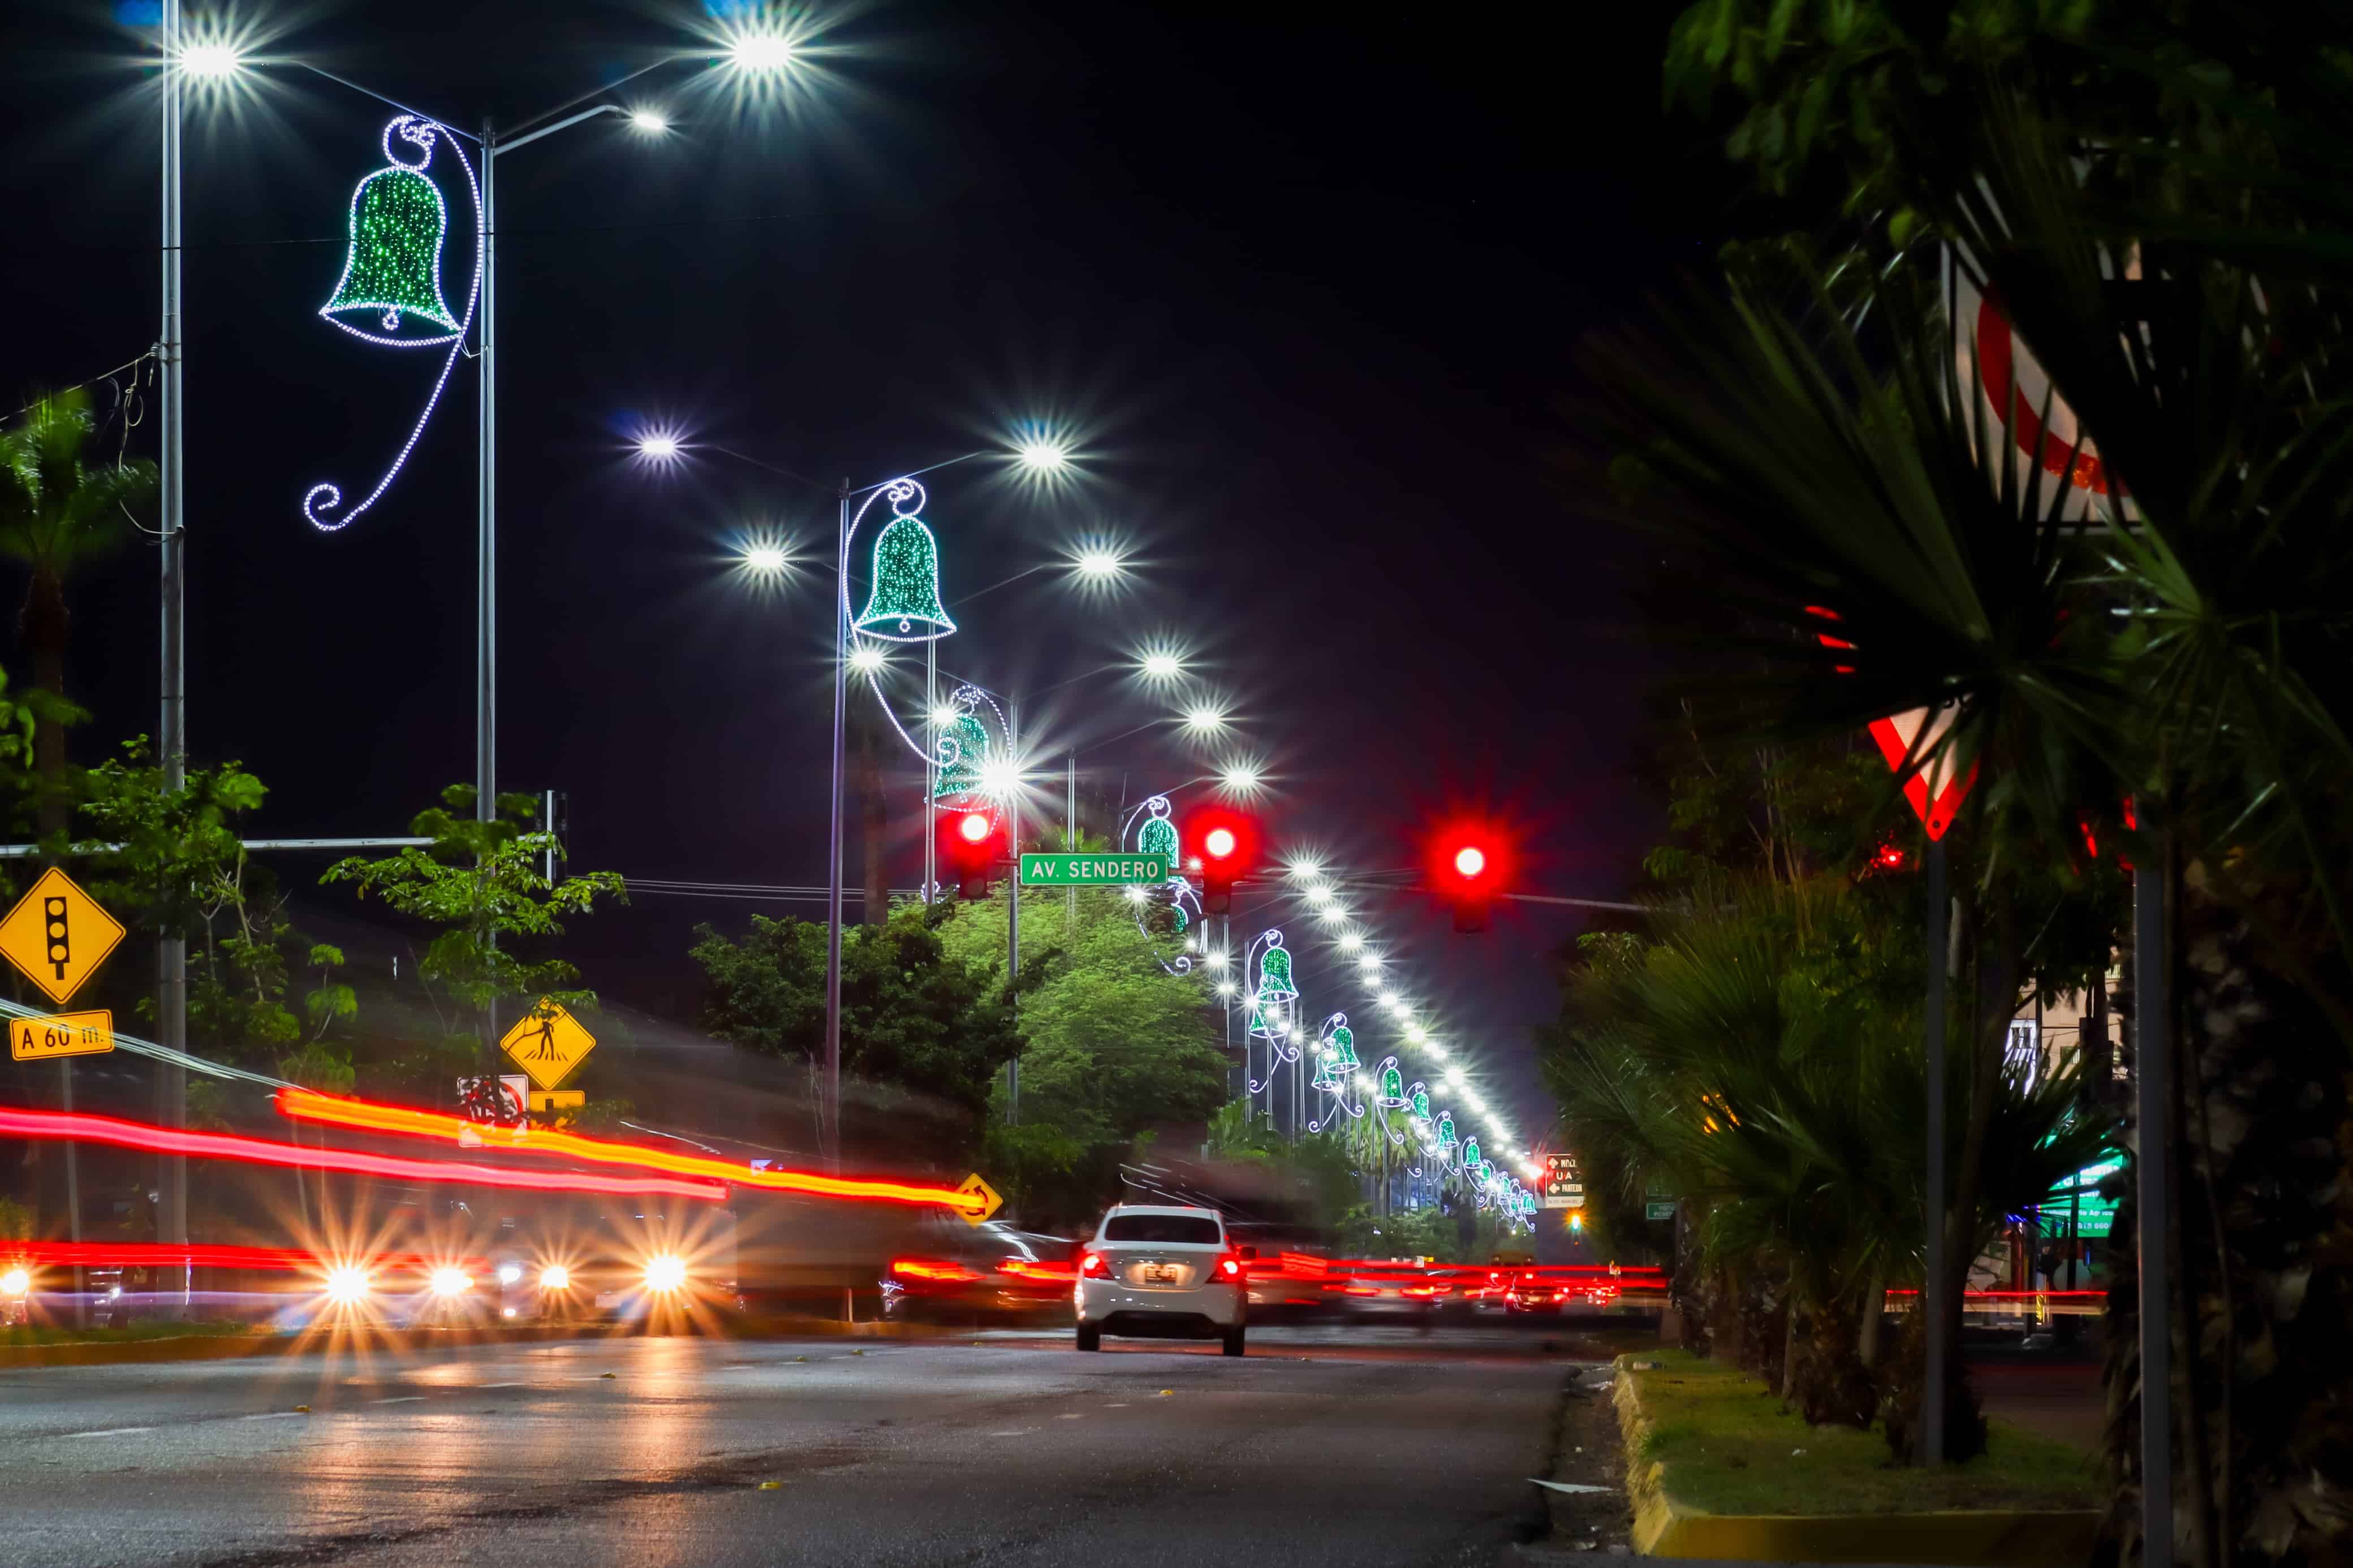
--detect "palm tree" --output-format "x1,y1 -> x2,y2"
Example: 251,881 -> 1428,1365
1550,876 -> 2099,1437
0,388 -> 156,836
1614,7 -> 2353,1551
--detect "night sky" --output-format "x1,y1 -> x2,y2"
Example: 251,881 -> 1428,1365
3,1 -> 1731,1141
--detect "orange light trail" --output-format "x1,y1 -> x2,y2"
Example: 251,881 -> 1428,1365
274,1089 -> 984,1212
0,1106 -> 726,1201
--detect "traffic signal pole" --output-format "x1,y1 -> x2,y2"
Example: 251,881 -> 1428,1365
1005,697 -> 1020,1125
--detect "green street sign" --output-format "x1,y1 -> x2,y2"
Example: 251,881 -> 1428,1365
1017,853 -> 1169,887
2039,1154 -> 2122,1240
1645,1200 -> 1677,1221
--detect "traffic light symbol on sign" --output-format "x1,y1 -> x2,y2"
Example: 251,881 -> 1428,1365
45,897 -> 68,980
0,868 -> 126,1007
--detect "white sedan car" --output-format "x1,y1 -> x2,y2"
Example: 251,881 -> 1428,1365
1074,1204 -> 1249,1356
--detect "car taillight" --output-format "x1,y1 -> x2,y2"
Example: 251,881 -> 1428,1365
1079,1250 -> 1110,1278
1215,1252 -> 1244,1282
890,1257 -> 981,1283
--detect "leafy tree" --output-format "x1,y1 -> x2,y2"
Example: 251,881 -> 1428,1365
0,389 -> 156,836
76,742 -> 321,1069
324,785 -> 624,1056
933,885 -> 1226,1148
691,902 -> 1022,1131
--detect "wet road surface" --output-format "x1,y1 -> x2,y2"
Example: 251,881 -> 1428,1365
0,1324 -> 1588,1567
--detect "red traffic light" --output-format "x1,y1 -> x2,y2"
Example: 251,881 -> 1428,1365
1181,804 -> 1262,915
1424,816 -> 1514,934
938,807 -> 1006,899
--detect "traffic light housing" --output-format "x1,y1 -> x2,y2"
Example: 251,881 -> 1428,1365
1426,819 -> 1510,933
938,806 -> 1005,900
1182,804 -> 1261,915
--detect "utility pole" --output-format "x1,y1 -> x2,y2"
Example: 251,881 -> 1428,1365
923,641 -> 936,903
823,482 -> 847,1167
156,0 -> 190,1301
1921,837 -> 1949,1465
2134,842 -> 2175,1568
1005,698 -> 1020,1124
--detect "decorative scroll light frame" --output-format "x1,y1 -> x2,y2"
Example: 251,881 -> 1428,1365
1122,792 -> 1204,975
304,116 -> 482,533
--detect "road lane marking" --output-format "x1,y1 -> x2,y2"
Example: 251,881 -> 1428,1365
479,1381 -> 525,1389
1057,1413 -> 1084,1419
369,1396 -> 425,1405
64,1427 -> 154,1437
985,1429 -> 1036,1437
1102,1403 -> 1129,1408
244,1411 -> 307,1420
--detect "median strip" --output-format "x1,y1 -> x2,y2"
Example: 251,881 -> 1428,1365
1610,1351 -> 2100,1565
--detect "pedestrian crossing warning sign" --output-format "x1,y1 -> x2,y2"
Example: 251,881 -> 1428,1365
499,999 -> 597,1091
0,867 -> 125,1007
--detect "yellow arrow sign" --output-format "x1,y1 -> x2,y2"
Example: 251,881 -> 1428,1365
10,1009 -> 114,1062
0,869 -> 125,1007
956,1172 -> 1004,1228
498,999 -> 597,1091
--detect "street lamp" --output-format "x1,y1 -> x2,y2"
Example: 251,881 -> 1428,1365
730,32 -> 796,72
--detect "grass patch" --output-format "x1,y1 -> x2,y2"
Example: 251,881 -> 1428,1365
1627,1349 -> 2100,1516
0,1320 -> 264,1348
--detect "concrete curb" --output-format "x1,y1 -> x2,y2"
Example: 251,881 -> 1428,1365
0,1315 -> 964,1370
1610,1354 -> 2101,1565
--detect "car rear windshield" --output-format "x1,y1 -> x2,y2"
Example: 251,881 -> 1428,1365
1103,1214 -> 1221,1245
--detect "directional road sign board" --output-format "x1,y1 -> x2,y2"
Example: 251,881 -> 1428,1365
1645,1200 -> 1678,1221
0,868 -> 125,1006
1016,853 -> 1168,887
499,999 -> 597,1092
956,1172 -> 1004,1227
1542,1193 -> 1586,1210
10,1009 -> 113,1062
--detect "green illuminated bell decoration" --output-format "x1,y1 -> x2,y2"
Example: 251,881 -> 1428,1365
1437,1112 -> 1457,1152
320,119 -> 461,342
1411,1086 -> 1430,1121
1380,1064 -> 1406,1104
932,703 -> 991,804
1463,1137 -> 1481,1172
855,508 -> 956,641
1311,1019 -> 1357,1092
1246,933 -> 1296,1040
1137,812 -> 1178,862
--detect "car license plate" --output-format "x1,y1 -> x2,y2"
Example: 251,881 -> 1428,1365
1144,1264 -> 1179,1283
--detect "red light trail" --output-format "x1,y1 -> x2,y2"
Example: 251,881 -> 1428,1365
0,1241 -> 489,1275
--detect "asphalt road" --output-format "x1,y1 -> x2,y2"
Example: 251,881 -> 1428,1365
0,1324 -> 1588,1568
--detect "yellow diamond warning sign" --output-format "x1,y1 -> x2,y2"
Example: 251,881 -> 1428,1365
498,999 -> 597,1091
10,1009 -> 114,1062
955,1172 -> 1004,1228
0,868 -> 125,1006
